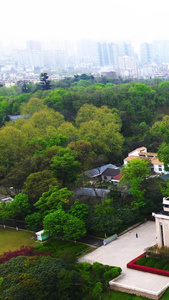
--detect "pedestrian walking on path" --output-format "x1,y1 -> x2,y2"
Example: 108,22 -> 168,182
136,233 -> 138,238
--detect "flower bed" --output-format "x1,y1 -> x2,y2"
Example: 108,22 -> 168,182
127,253 -> 169,277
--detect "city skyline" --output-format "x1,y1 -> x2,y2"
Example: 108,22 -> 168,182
2,0 -> 169,51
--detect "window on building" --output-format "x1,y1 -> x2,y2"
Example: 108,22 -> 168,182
158,165 -> 162,171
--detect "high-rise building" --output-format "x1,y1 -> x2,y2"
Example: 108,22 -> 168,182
117,42 -> 134,57
26,40 -> 42,51
151,40 -> 169,63
140,43 -> 152,65
97,41 -> 135,69
97,42 -> 119,67
119,55 -> 138,76
76,40 -> 98,65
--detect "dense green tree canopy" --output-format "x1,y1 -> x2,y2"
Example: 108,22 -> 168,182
43,208 -> 86,240
0,77 -> 168,239
121,159 -> 151,207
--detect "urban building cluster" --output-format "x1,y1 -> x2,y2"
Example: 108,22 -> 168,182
1,39 -> 169,84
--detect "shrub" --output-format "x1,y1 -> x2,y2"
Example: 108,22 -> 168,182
154,261 -> 166,269
0,246 -> 51,265
0,246 -> 35,264
135,257 -> 147,265
78,262 -> 92,271
145,259 -> 156,268
92,282 -> 103,299
92,262 -> 105,279
0,278 -> 3,286
103,267 -> 121,282
163,264 -> 169,271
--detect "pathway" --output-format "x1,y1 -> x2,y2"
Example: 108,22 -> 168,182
79,221 -> 169,299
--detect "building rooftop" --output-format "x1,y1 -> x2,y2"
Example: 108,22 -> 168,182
129,147 -> 147,155
112,173 -> 123,181
102,168 -> 120,177
124,156 -> 141,161
155,209 -> 169,217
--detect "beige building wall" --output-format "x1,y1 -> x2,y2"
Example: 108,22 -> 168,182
155,215 -> 169,247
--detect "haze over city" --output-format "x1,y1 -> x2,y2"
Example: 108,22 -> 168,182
2,0 -> 169,51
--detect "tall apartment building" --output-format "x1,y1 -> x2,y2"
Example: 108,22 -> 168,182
97,42 -> 119,68
140,43 -> 152,65
13,49 -> 66,69
26,40 -> 42,51
151,40 -> 169,63
97,42 -> 135,69
119,55 -> 138,76
76,40 -> 98,65
140,40 -> 169,65
117,42 -> 134,57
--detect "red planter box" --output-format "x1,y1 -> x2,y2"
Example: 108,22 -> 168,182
127,253 -> 169,277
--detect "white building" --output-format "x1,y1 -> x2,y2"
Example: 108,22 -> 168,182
153,197 -> 169,247
119,55 -> 138,76
124,146 -> 167,174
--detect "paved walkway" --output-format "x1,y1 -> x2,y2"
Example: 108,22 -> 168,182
78,236 -> 103,247
79,221 -> 169,298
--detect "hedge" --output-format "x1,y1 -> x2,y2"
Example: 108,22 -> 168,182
127,253 -> 169,277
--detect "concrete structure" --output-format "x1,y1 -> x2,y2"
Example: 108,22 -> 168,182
124,146 -> 167,174
119,55 -> 138,76
79,221 -> 169,299
153,197 -> 169,247
35,230 -> 49,241
0,197 -> 13,204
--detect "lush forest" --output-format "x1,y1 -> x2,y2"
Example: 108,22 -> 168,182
0,245 -> 122,300
0,75 -> 169,238
1,74 -> 169,299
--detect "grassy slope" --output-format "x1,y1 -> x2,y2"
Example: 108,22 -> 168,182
0,227 -> 36,254
0,227 -> 91,262
34,238 -> 91,262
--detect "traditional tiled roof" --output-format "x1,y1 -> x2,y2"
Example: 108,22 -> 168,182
139,152 -> 157,157
84,164 -> 117,178
129,146 -> 147,155
75,188 -> 110,197
161,174 -> 169,181
124,155 -> 163,165
112,173 -> 123,181
102,168 -> 120,177
124,156 -> 141,161
151,157 -> 164,165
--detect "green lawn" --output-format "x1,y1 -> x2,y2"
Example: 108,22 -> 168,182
104,288 -> 169,300
34,238 -> 91,263
0,227 -> 37,254
0,227 -> 91,262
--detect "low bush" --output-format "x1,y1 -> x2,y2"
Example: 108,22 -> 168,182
127,253 -> 169,277
154,261 -> 166,269
135,257 -> 147,265
103,267 -> 122,282
163,264 -> 169,271
145,258 -> 156,268
0,246 -> 51,264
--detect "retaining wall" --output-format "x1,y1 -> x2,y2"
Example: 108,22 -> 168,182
109,274 -> 168,300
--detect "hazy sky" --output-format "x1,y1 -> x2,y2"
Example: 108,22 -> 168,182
1,0 -> 169,48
